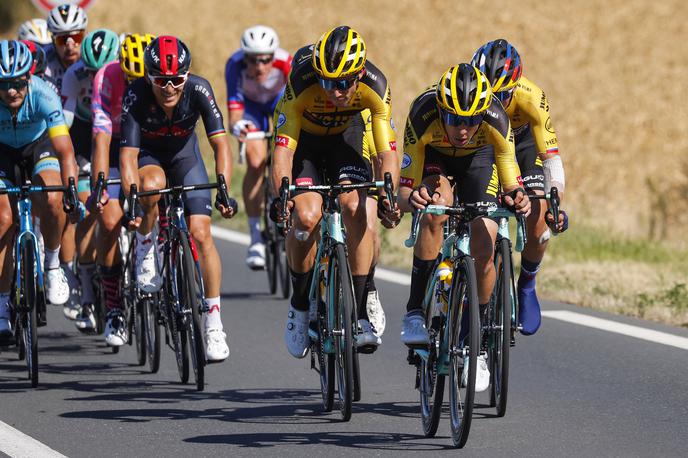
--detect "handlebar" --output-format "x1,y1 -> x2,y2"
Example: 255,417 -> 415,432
528,186 -> 562,234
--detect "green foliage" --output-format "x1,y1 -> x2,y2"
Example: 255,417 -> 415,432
635,283 -> 688,315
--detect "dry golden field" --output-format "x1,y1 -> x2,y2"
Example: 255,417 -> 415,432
3,0 -> 688,324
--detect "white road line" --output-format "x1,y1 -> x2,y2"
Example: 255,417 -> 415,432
211,225 -> 411,285
212,226 -> 688,350
0,421 -> 67,458
542,310 -> 688,351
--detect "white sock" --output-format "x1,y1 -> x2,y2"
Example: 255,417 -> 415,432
78,263 -> 96,304
0,293 -> 10,319
248,217 -> 262,245
204,296 -> 222,330
44,247 -> 60,270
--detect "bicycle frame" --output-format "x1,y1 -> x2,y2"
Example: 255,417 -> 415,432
11,187 -> 45,310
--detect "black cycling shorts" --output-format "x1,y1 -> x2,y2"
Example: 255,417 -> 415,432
291,116 -> 371,195
514,126 -> 544,192
0,135 -> 60,186
421,146 -> 500,206
137,134 -> 212,216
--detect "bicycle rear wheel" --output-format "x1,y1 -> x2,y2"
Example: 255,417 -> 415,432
448,255 -> 479,448
330,243 -> 354,421
179,233 -> 205,391
20,238 -> 39,387
489,237 -> 512,417
420,277 -> 446,437
143,295 -> 161,373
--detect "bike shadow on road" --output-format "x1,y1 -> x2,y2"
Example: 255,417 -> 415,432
183,430 -> 457,451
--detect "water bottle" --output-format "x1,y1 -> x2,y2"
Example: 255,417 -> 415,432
435,260 -> 452,314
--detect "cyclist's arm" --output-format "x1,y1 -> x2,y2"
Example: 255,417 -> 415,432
119,146 -> 140,198
195,76 -> 233,184
397,116 -> 426,213
61,68 -> 78,128
225,55 -> 247,132
91,68 -> 112,182
39,88 -> 78,184
51,133 -> 79,186
271,144 -> 294,194
209,134 -> 232,188
271,85 -> 303,191
119,87 -> 142,197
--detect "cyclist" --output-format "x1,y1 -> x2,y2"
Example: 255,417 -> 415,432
397,64 -> 530,392
45,3 -> 89,314
61,29 -> 119,324
0,40 -> 81,342
18,18 -> 52,48
225,25 -> 292,269
471,39 -> 568,335
120,36 -> 236,361
20,40 -> 49,79
270,26 -> 400,358
80,33 -> 155,339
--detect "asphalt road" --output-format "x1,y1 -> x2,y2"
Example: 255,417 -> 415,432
1,234 -> 687,457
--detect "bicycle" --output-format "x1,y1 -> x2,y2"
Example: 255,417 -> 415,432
405,200 -> 523,447
125,175 -> 235,391
0,168 -> 76,388
278,172 -> 394,421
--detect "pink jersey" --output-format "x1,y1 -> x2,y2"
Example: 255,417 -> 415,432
92,60 -> 127,137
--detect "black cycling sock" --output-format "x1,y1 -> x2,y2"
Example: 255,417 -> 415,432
365,266 -> 377,294
406,256 -> 436,313
352,275 -> 368,320
290,268 -> 313,312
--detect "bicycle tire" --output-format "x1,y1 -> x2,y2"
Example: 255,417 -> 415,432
330,243 -> 354,421
168,247 -> 190,384
352,348 -> 361,402
316,274 -> 335,411
133,299 -> 146,366
420,275 -> 446,437
489,237 -> 511,417
21,238 -> 39,387
266,237 -> 278,294
448,255 -> 479,448
277,237 -> 290,299
179,233 -> 205,391
143,295 -> 161,373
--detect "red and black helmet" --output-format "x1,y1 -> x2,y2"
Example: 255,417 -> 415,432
143,35 -> 191,76
20,39 -> 47,76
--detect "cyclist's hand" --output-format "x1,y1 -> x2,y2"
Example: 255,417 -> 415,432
126,215 -> 142,231
269,197 -> 293,224
66,201 -> 86,224
409,184 -> 436,211
217,197 -> 238,219
377,196 -> 401,229
546,209 -> 569,233
86,188 -> 109,213
503,187 -> 531,216
231,119 -> 256,140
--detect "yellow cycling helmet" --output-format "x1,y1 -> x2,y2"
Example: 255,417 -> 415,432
312,26 -> 366,79
120,33 -> 155,80
435,63 -> 492,117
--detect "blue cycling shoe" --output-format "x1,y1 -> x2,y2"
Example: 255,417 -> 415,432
517,272 -> 541,335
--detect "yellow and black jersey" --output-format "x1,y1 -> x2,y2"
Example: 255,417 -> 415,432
274,45 -> 396,154
400,86 -> 520,189
506,75 -> 559,155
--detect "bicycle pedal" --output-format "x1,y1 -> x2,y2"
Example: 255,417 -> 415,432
407,348 -> 421,366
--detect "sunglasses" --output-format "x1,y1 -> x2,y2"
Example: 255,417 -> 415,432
496,88 -> 514,103
0,79 -> 29,91
148,72 -> 188,89
441,109 -> 484,127
245,55 -> 274,65
318,76 -> 358,91
54,31 -> 85,46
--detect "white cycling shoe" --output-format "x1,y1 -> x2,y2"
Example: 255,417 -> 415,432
205,328 -> 229,362
400,311 -> 429,346
245,242 -> 266,270
135,239 -> 161,293
75,304 -> 96,333
355,319 -> 381,350
366,290 -> 386,337
45,268 -> 70,306
104,310 -> 128,347
462,353 -> 490,392
284,305 -> 309,358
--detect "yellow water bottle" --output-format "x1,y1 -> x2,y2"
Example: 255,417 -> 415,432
437,260 -> 453,284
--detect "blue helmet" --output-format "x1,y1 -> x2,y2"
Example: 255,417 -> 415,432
0,40 -> 33,80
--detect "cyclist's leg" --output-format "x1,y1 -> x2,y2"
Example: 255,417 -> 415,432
31,145 -> 70,306
515,129 -> 547,335
0,154 -> 18,340
284,137 -> 323,358
365,194 -> 385,335
400,148 -> 452,346
242,103 -> 269,267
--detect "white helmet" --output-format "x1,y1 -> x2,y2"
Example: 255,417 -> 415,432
18,18 -> 52,45
240,25 -> 279,54
47,4 -> 88,34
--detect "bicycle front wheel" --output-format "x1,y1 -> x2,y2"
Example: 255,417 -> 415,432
20,238 -> 39,387
315,279 -> 335,411
489,237 -> 512,416
330,243 -> 354,421
179,233 -> 205,391
420,275 -> 446,437
448,255 -> 479,448
277,237 -> 290,299
143,295 -> 161,373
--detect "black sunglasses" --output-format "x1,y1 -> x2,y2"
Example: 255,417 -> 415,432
318,76 -> 358,91
441,109 -> 484,127
0,79 -> 29,91
245,55 -> 274,65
